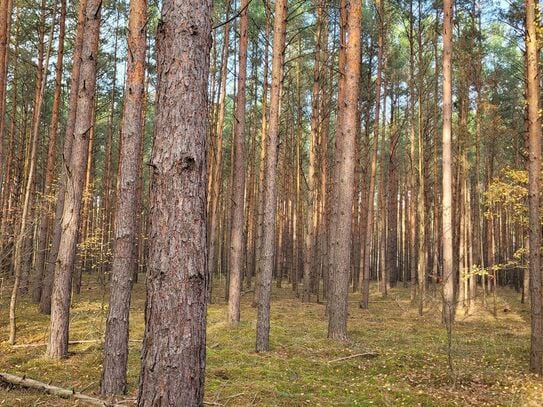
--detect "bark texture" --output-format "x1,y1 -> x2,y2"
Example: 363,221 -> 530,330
227,0 -> 249,325
255,0 -> 287,353
327,0 -> 361,340
47,0 -> 101,359
136,0 -> 211,403
40,0 -> 89,315
441,0 -> 455,328
359,0 -> 384,308
525,0 -> 543,375
101,0 -> 146,394
303,0 -> 324,303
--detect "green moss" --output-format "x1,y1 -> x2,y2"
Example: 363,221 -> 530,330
0,278 -> 541,406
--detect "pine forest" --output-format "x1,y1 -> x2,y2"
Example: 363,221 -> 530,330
0,0 -> 542,405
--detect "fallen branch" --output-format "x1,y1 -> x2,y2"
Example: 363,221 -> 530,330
0,372 -> 117,406
327,352 -> 379,364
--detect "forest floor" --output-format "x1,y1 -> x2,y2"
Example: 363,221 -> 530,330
0,276 -> 542,406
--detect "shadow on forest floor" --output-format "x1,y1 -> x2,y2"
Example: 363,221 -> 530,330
0,276 -> 541,406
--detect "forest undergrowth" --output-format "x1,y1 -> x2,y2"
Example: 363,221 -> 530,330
0,276 -> 541,406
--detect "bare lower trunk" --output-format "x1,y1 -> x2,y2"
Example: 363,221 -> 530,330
303,0 -> 324,303
39,0 -> 88,315
227,0 -> 248,326
46,0 -> 101,359
137,0 -> 211,403
359,0 -> 384,309
441,0 -> 455,329
32,0 -> 66,304
327,0 -> 361,340
255,0 -> 287,352
253,7 -> 270,308
208,1 -> 231,298
525,0 -> 543,374
100,0 -> 146,394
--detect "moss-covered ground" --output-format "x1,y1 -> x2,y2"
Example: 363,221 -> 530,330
0,276 -> 541,406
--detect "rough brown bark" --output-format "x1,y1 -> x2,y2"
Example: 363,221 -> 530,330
441,0 -> 455,328
227,0 -> 249,326
100,0 -> 146,394
46,0 -> 101,359
136,0 -> 210,403
255,0 -> 287,352
327,0 -> 361,340
525,0 -> 543,374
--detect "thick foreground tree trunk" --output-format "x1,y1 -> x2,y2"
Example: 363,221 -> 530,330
136,0 -> 211,404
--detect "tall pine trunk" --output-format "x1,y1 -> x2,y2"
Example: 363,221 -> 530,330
525,0 -> 543,375
137,0 -> 211,403
255,0 -> 287,352
360,0 -> 384,309
303,0 -> 325,303
46,0 -> 101,359
101,0 -> 146,394
327,0 -> 361,339
39,0 -> 89,315
227,0 -> 249,326
33,0 -> 66,303
441,0 -> 455,329
208,0 -> 231,298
